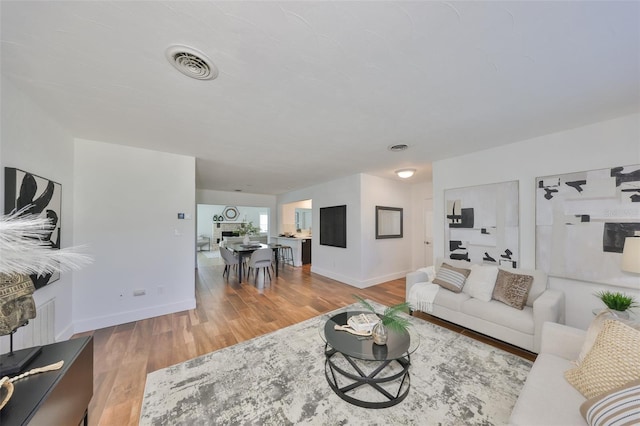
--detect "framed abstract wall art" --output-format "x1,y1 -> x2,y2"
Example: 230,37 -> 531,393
444,181 -> 519,267
4,167 -> 62,289
535,164 -> 640,288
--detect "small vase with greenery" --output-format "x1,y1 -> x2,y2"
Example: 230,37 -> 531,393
595,290 -> 638,318
237,221 -> 260,236
237,221 -> 260,244
354,296 -> 411,344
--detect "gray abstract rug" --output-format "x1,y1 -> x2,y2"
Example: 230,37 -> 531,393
140,301 -> 532,425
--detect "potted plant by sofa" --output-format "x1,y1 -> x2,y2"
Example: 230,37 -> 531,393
354,296 -> 411,345
594,290 -> 638,319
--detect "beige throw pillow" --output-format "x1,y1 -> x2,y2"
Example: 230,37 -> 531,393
565,320 -> 640,399
578,311 -> 640,364
432,263 -> 471,293
491,269 -> 533,310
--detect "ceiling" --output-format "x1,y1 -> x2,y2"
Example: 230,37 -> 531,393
1,1 -> 638,195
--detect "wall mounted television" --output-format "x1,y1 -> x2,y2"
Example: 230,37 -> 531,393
320,204 -> 347,248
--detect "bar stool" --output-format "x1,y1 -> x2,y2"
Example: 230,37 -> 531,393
279,245 -> 294,267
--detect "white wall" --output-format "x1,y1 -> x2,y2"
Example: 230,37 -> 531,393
0,77 -> 77,346
72,139 -> 196,332
433,113 -> 640,329
361,174 -> 413,285
278,173 -> 414,288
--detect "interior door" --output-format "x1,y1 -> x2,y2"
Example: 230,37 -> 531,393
424,198 -> 433,266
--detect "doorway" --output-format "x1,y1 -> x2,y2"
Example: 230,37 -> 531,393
424,198 -> 433,266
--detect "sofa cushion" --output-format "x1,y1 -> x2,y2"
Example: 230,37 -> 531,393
461,299 -> 534,335
492,269 -> 533,310
565,320 -> 640,399
463,264 -> 499,302
580,378 -> 640,426
509,353 -> 586,426
433,289 -> 470,311
432,263 -> 471,293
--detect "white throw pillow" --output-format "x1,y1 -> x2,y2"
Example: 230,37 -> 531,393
464,264 -> 499,302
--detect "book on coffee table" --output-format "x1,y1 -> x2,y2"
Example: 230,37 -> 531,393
347,313 -> 380,333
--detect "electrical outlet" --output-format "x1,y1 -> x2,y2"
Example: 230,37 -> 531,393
157,286 -> 165,295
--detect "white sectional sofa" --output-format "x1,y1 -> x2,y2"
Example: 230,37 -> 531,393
405,259 -> 565,353
509,321 -> 588,425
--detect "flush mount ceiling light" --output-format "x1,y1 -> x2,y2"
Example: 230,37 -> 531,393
395,169 -> 416,179
165,45 -> 218,80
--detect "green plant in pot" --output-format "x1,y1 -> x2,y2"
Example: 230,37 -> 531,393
354,296 -> 411,345
595,290 -> 638,318
237,221 -> 260,236
237,221 -> 260,244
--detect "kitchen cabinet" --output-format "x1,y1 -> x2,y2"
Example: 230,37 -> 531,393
301,238 -> 312,264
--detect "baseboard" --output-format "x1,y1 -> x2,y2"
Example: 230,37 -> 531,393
72,298 -> 196,334
310,267 -> 411,289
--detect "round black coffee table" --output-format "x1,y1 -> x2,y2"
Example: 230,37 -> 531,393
320,311 -> 420,409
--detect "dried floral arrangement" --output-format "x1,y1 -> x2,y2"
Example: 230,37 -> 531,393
0,208 -> 92,276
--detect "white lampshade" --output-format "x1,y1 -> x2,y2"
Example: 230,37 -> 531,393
395,169 -> 416,179
621,237 -> 640,273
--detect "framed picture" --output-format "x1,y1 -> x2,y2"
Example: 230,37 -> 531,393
375,206 -> 403,239
4,167 -> 62,289
444,181 -> 519,267
536,164 -> 640,288
320,205 -> 347,248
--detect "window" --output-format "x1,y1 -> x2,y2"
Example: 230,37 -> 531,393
259,213 -> 269,233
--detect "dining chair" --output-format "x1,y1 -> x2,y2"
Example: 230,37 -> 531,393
247,248 -> 273,284
220,247 -> 240,278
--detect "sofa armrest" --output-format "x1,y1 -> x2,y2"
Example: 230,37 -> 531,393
532,289 -> 565,353
405,270 -> 431,301
540,321 -> 586,360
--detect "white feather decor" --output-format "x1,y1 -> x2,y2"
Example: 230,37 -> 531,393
0,208 -> 92,276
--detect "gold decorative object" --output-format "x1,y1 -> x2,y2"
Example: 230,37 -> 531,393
0,360 -> 64,410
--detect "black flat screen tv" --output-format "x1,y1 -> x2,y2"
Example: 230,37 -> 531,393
320,205 -> 347,248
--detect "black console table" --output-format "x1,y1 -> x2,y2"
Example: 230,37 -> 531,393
0,336 -> 93,426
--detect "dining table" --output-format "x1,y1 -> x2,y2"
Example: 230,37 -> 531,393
227,242 -> 282,283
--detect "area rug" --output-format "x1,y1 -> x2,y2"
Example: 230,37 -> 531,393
140,301 -> 532,425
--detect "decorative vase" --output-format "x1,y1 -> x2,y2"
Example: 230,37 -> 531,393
372,321 -> 388,345
609,309 -> 630,319
243,234 -> 250,245
372,342 -> 388,360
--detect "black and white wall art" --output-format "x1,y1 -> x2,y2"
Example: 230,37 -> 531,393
536,165 -> 640,288
4,167 -> 62,289
445,181 -> 519,267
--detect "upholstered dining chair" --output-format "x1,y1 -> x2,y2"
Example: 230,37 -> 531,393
220,247 -> 240,278
247,248 -> 273,284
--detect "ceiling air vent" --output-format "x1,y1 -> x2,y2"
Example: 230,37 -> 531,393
165,45 -> 218,80
388,144 -> 409,152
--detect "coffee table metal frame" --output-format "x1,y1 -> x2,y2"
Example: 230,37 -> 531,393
322,311 -> 417,409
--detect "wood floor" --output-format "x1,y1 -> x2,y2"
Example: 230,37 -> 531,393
73,253 -> 535,426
